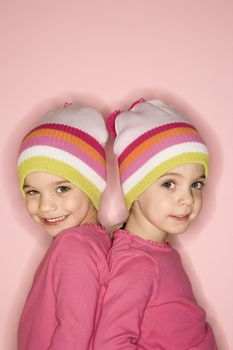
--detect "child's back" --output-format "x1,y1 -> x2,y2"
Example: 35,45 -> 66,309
19,224 -> 110,349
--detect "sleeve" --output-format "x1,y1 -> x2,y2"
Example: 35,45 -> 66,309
93,251 -> 159,350
48,233 -> 101,350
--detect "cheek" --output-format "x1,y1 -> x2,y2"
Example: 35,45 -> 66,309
143,197 -> 167,220
25,199 -> 35,215
151,193 -> 172,213
141,191 -> 167,211
194,193 -> 203,214
25,200 -> 41,223
64,195 -> 89,213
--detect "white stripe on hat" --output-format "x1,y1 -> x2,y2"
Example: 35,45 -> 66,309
122,142 -> 208,194
114,101 -> 190,156
38,106 -> 108,144
18,145 -> 106,191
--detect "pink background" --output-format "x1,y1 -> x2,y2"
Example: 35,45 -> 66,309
1,0 -> 232,348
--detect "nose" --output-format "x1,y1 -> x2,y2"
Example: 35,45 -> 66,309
178,188 -> 194,206
39,194 -> 57,212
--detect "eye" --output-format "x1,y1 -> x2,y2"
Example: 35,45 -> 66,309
57,186 -> 71,193
192,181 -> 205,190
162,181 -> 175,189
25,190 -> 39,196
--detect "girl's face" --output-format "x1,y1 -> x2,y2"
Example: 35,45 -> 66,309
23,172 -> 97,236
131,164 -> 206,242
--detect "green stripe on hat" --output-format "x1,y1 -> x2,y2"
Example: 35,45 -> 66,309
18,157 -> 101,210
125,152 -> 209,210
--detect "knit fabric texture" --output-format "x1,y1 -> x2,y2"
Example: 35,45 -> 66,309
111,99 -> 209,210
17,104 -> 108,209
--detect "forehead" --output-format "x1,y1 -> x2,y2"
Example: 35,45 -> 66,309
162,163 -> 205,178
24,172 -> 67,186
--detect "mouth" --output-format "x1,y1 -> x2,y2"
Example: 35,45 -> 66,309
41,215 -> 68,226
169,214 -> 190,222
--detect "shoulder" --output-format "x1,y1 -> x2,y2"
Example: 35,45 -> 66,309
111,230 -> 160,264
52,224 -> 111,265
106,246 -> 160,302
55,224 -> 109,248
109,242 -> 160,285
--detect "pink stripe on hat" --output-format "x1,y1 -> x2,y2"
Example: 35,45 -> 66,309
108,99 -> 209,210
120,133 -> 205,182
118,122 -> 197,164
23,123 -> 105,158
20,136 -> 106,179
18,104 -> 108,209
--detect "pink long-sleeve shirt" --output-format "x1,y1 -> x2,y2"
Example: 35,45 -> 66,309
93,229 -> 218,350
18,224 -> 111,350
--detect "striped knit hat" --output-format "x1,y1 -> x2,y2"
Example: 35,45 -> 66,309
108,99 -> 209,210
17,103 -> 108,210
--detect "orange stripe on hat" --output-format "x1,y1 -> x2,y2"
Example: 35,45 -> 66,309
120,127 -> 199,173
22,128 -> 105,166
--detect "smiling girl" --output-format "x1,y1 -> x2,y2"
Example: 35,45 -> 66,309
94,99 -> 218,349
23,172 -> 97,236
17,103 -> 111,349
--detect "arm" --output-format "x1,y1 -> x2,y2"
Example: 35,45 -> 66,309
48,233 -> 101,349
93,252 -> 159,350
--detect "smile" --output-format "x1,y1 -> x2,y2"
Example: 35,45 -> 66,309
42,215 -> 68,225
170,214 -> 190,222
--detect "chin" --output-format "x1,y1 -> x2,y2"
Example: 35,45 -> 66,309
45,228 -> 61,237
43,224 -> 67,237
167,225 -> 190,235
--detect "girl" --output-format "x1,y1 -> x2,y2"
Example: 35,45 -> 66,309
94,99 -> 218,349
17,103 -> 111,349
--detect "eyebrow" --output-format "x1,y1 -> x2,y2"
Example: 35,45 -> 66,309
23,180 -> 71,189
196,175 -> 206,180
159,173 -> 206,180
